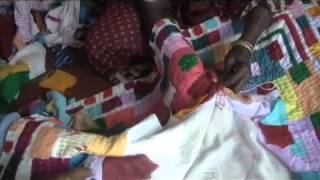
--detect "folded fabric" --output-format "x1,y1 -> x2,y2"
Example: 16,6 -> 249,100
39,70 -> 77,93
0,62 -> 29,81
9,42 -> 46,79
0,113 -> 20,152
44,0 -> 81,47
46,90 -> 71,126
0,71 -> 30,103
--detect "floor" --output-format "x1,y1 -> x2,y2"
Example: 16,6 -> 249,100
11,47 -> 112,114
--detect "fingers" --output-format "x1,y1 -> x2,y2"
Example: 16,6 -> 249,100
224,52 -> 236,75
223,69 -> 243,88
223,65 -> 251,93
233,74 -> 249,93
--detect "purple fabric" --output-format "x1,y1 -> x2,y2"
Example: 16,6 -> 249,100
14,1 -> 51,42
258,118 -> 320,172
289,119 -> 320,170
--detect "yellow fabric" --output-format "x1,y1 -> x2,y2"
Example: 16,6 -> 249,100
46,101 -> 55,113
174,88 -> 250,120
0,63 -> 29,81
308,6 -> 320,17
31,127 -> 64,159
274,76 -> 304,120
87,132 -> 128,157
39,70 -> 77,93
175,96 -> 208,120
310,43 -> 320,59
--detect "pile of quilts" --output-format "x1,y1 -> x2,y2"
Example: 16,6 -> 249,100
0,43 -> 46,113
1,1 -> 320,180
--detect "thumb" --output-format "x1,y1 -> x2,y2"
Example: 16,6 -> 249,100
224,54 -> 235,75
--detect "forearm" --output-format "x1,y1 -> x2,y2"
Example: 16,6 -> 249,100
240,6 -> 273,45
133,0 -> 173,38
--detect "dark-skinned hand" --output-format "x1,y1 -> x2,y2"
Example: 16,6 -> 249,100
223,45 -> 251,93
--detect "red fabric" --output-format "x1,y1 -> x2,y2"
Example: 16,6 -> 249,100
102,155 -> 158,180
85,3 -> 149,76
268,41 -> 284,61
0,15 -> 15,60
259,123 -> 295,148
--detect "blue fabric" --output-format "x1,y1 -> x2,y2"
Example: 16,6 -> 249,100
293,171 -> 320,180
0,113 -> 20,152
69,154 -> 88,168
0,59 -> 6,66
262,99 -> 289,126
30,100 -> 46,115
47,91 -> 71,127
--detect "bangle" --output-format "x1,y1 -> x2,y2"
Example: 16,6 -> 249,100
232,40 -> 254,55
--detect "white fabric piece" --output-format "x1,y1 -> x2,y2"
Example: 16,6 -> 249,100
84,94 -> 289,180
225,98 -> 271,118
84,156 -> 104,180
124,97 -> 291,180
9,42 -> 46,79
127,114 -> 163,142
44,1 -> 81,47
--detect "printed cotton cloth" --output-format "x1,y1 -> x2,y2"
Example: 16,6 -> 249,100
14,1 -> 52,42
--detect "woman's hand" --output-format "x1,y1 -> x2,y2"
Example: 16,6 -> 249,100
13,32 -> 27,50
223,46 -> 251,93
223,5 -> 273,93
32,10 -> 47,32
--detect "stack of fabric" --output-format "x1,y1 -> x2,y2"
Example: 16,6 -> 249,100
0,43 -> 46,113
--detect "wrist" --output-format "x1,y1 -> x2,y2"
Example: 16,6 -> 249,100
232,40 -> 254,56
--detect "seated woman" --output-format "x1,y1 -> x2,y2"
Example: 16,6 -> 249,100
13,1 -> 51,50
85,0 -> 293,91
86,0 -> 295,112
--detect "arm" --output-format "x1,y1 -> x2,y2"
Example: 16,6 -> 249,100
14,1 -> 34,43
134,0 -> 218,111
133,0 -> 173,39
223,6 -> 273,92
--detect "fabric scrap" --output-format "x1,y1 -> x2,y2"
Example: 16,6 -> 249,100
40,70 -> 77,93
9,42 -> 46,79
0,113 -> 20,153
46,91 -> 71,126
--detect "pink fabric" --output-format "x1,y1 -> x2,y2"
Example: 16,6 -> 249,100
14,1 -> 51,42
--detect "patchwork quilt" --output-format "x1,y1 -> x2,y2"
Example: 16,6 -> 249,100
1,2 -> 320,180
67,2 -> 320,177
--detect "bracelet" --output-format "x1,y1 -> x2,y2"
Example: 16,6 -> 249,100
232,40 -> 255,55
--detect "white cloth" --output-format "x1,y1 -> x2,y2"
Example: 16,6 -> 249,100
85,96 -> 291,180
44,1 -> 81,47
9,42 -> 46,79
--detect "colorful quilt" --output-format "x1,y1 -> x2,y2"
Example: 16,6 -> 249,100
0,114 -> 161,179
2,2 -> 320,180
189,3 -> 320,176
66,1 -> 320,177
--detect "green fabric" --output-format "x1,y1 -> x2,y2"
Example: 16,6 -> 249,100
0,72 -> 30,104
289,62 -> 311,84
311,112 -> 320,128
0,100 -> 10,114
179,54 -> 199,72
